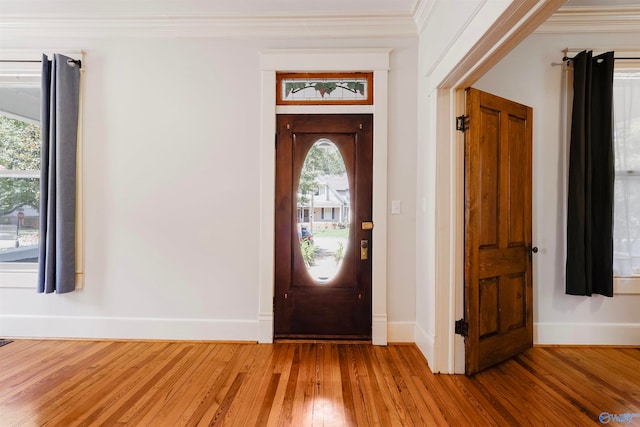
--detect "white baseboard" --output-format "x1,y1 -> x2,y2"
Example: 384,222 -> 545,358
257,313 -> 273,343
0,315 -> 258,342
414,323 -> 435,370
0,315 -> 426,346
535,322 -> 640,346
387,321 -> 415,343
372,314 -> 388,345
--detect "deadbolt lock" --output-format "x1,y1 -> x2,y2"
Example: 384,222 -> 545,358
361,240 -> 368,260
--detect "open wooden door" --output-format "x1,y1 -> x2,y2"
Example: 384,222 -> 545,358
463,87 -> 535,375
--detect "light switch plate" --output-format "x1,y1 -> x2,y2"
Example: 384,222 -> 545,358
391,200 -> 401,215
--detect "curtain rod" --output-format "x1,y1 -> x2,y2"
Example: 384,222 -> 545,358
562,56 -> 640,62
561,48 -> 640,63
552,53 -> 640,67
0,59 -> 82,68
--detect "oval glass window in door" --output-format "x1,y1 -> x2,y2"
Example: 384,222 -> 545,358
297,139 -> 350,283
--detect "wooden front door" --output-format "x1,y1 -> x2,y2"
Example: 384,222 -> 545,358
464,88 -> 534,375
274,114 -> 373,339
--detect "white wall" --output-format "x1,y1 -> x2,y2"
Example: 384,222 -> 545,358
0,35 -> 418,341
474,31 -> 640,345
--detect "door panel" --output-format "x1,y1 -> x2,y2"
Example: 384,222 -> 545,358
274,114 -> 373,339
464,88 -> 533,375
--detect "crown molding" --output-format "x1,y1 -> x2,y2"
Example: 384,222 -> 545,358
413,0 -> 436,34
2,4 -> 638,40
0,13 -> 418,40
535,6 -> 640,33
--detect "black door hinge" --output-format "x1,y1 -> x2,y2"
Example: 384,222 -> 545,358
455,319 -> 468,337
456,115 -> 469,132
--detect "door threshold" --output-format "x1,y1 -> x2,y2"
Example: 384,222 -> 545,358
275,339 -> 372,345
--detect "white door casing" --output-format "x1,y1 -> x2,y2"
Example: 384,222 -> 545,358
258,49 -> 391,345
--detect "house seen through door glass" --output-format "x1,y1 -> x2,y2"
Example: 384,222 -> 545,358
297,139 -> 350,282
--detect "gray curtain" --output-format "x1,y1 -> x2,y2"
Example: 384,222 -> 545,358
566,50 -> 615,297
38,54 -> 81,294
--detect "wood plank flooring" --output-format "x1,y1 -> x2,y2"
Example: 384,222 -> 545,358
0,340 -> 638,426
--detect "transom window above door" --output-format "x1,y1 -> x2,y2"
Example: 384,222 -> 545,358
276,72 -> 373,105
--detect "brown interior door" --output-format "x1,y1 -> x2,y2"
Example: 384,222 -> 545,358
464,87 -> 534,375
274,114 -> 373,339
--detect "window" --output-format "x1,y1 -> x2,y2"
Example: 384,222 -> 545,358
0,115 -> 40,261
0,51 -> 84,290
613,65 -> 640,293
0,59 -> 41,287
276,72 -> 373,105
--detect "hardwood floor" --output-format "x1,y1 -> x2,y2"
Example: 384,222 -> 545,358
0,340 -> 638,426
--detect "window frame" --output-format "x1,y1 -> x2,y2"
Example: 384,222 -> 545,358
612,58 -> 640,295
0,50 -> 84,289
0,58 -> 41,288
276,72 -> 373,105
